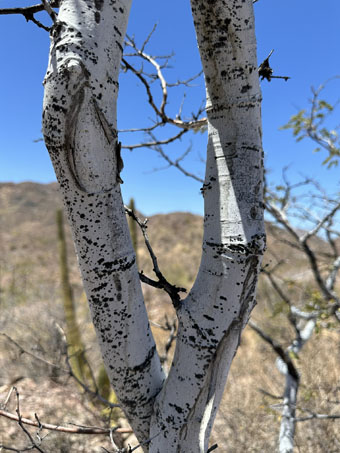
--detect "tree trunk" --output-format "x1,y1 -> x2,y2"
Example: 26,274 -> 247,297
149,1 -> 265,450
42,0 -> 265,451
42,0 -> 164,443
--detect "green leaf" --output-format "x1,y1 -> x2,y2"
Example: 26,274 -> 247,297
318,100 -> 334,111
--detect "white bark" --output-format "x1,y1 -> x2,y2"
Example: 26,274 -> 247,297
150,0 -> 265,450
278,374 -> 298,453
42,0 -> 164,442
277,255 -> 340,453
42,0 -> 265,451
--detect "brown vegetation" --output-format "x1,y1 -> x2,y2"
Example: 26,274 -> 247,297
0,182 -> 339,452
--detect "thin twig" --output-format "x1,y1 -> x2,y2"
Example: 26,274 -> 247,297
125,206 -> 186,309
0,408 -> 131,435
249,322 -> 299,382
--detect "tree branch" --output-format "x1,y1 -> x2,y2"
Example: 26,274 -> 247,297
248,322 -> 299,382
125,206 -> 186,309
0,408 -> 131,435
0,1 -> 58,30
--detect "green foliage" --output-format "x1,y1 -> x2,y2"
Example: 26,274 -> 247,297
281,82 -> 340,168
57,209 -> 92,384
96,364 -> 121,422
271,299 -> 289,317
303,290 -> 329,312
300,386 -> 317,403
57,209 -> 120,419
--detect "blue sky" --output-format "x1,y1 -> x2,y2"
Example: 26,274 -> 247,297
0,0 -> 339,215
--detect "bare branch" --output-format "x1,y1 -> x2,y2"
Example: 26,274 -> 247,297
40,0 -> 57,23
0,331 -> 121,410
122,129 -> 187,151
13,387 -> 47,453
0,408 -> 131,435
295,408 -> 340,423
146,133 -> 204,183
300,199 -> 340,243
266,194 -> 340,306
0,1 -> 58,30
126,34 -> 169,118
248,322 -> 299,382
125,206 -> 186,309
261,267 -> 291,307
150,316 -> 177,367
0,332 -> 68,373
257,388 -> 283,400
122,33 -> 207,135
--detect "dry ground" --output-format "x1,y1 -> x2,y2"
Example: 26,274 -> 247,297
1,183 -> 339,452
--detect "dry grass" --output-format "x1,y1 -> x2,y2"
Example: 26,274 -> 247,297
0,183 -> 339,452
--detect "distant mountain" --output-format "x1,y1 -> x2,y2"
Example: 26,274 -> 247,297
0,182 -> 327,312
0,182 -> 203,311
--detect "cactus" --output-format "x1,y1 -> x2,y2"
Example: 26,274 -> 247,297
56,209 -> 91,384
57,209 -> 119,420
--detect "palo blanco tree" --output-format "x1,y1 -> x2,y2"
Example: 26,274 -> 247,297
0,0 -> 265,451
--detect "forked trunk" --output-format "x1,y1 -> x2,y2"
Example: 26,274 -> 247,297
42,1 -> 265,451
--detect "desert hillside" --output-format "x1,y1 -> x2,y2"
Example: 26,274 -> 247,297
0,182 -> 339,452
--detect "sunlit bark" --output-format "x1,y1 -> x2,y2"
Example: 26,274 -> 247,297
42,0 -> 265,451
149,0 -> 265,450
42,0 -> 164,443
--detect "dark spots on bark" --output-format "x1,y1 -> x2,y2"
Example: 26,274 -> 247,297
113,276 -> 122,293
95,0 -> 104,10
82,236 -> 92,245
50,20 -> 67,39
51,103 -> 67,114
94,12 -> 101,24
131,345 -> 156,372
115,40 -> 123,53
166,415 -> 175,424
200,181 -> 212,195
195,373 -> 204,379
206,239 -> 264,258
90,295 -> 101,306
250,206 -> 258,219
241,84 -> 252,93
97,258 -> 105,265
221,17 -> 232,33
203,314 -> 215,321
114,25 -> 122,36
169,403 -> 183,414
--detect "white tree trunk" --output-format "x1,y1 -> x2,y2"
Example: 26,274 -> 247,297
42,0 -> 265,451
42,0 -> 165,442
149,1 -> 265,450
277,256 -> 340,452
